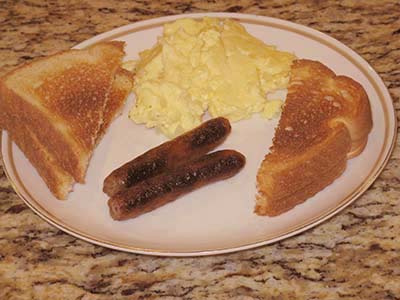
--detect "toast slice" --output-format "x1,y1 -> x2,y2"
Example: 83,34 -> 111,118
0,43 -> 133,199
256,59 -> 373,216
0,42 -> 125,183
6,68 -> 133,199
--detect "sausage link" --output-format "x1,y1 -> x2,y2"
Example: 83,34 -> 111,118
108,150 -> 245,221
103,117 -> 231,196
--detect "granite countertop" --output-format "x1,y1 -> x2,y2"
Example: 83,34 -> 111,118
0,1 -> 399,299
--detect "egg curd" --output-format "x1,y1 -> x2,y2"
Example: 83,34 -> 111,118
129,17 -> 295,138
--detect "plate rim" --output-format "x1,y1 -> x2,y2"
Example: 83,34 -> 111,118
1,12 -> 397,256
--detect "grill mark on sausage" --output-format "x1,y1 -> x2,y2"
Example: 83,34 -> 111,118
190,118 -> 231,149
103,117 -> 231,197
125,157 -> 166,188
108,150 -> 245,220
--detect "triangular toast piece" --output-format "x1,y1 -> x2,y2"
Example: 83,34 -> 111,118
256,59 -> 372,216
0,43 -> 133,199
7,68 -> 133,199
0,42 -> 125,183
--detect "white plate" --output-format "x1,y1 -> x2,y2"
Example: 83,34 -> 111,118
1,13 -> 396,256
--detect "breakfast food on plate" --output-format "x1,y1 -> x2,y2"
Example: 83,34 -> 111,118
105,116 -> 245,221
129,17 -> 295,137
0,41 -> 133,199
0,14 -> 372,223
256,59 -> 373,216
3,114 -> 75,198
108,150 -> 246,220
98,67 -> 135,141
103,117 -> 231,197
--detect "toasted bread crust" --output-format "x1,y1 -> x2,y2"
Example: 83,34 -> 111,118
0,81 -> 84,180
0,42 -> 132,199
1,42 -> 125,183
256,124 -> 350,215
0,93 -> 74,199
10,125 -> 75,200
97,68 -> 134,141
256,59 -> 372,216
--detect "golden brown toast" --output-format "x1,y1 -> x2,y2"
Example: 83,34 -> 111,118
256,59 -> 373,216
0,42 -> 133,199
9,123 -> 75,199
97,67 -> 134,142
0,42 -> 125,183
3,68 -> 133,199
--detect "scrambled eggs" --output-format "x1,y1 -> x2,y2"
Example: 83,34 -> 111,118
129,17 -> 295,137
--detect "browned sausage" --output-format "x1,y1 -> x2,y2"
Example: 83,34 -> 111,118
108,150 -> 246,221
103,117 -> 231,197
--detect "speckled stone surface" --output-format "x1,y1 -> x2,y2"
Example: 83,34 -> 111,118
0,1 -> 399,299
